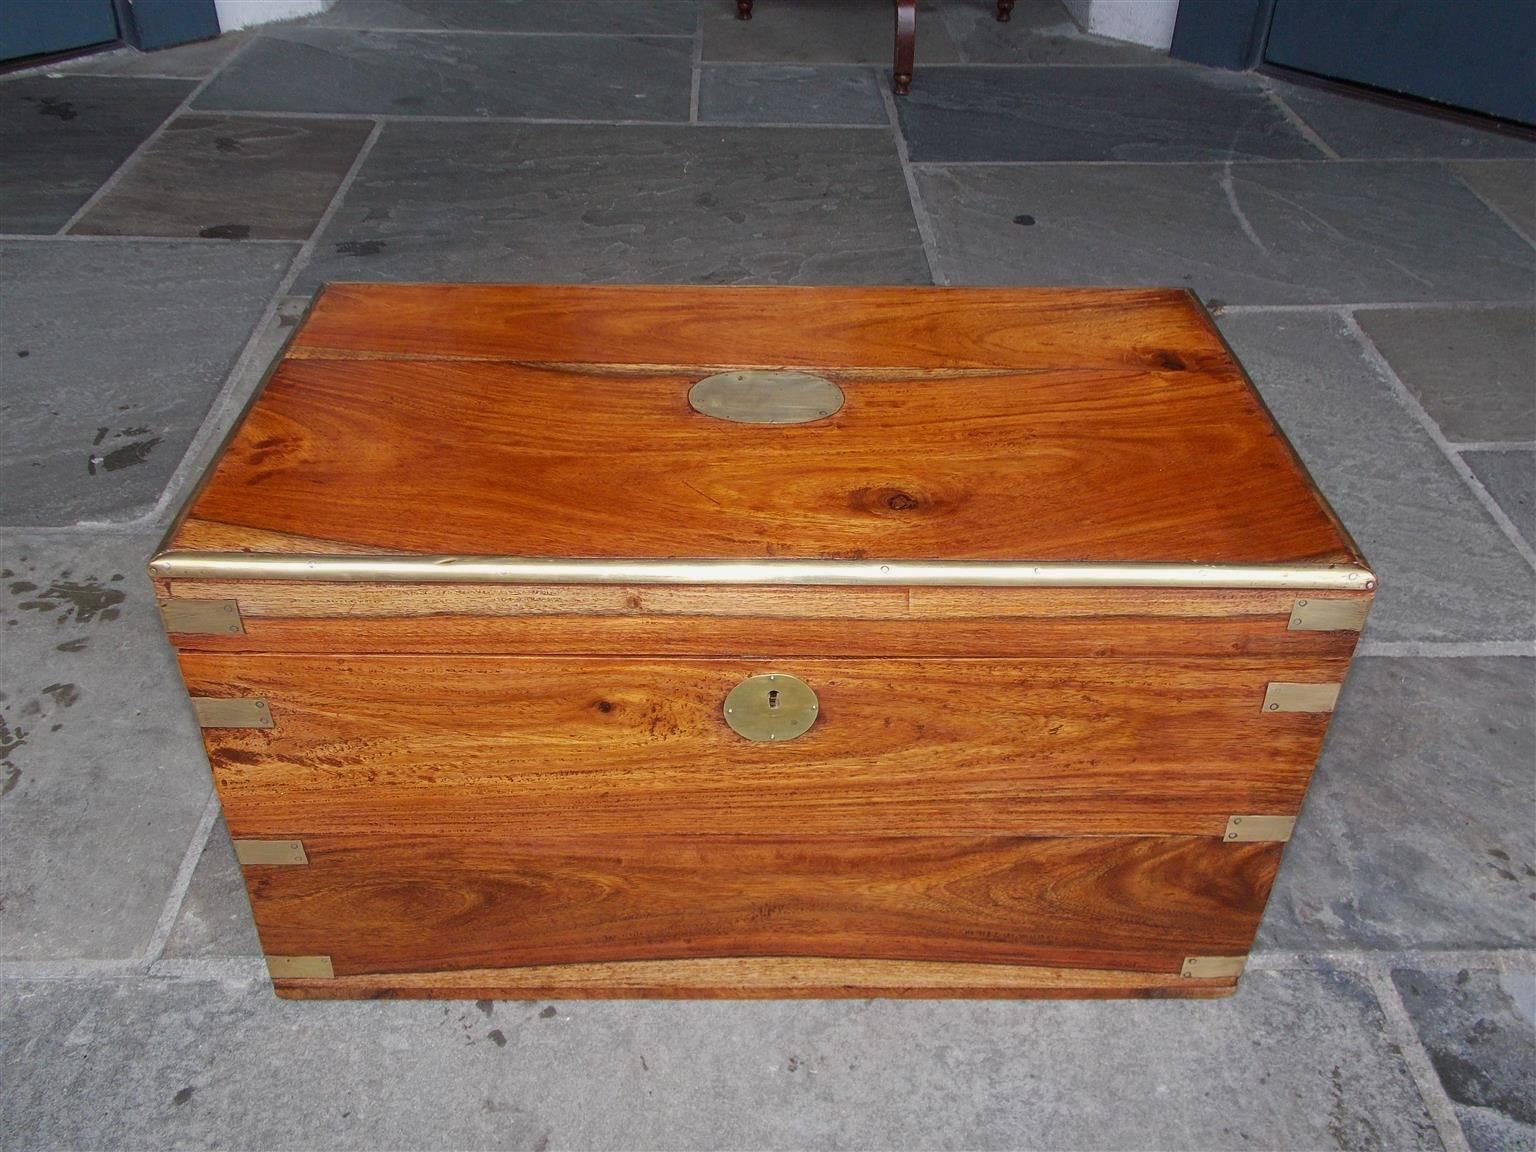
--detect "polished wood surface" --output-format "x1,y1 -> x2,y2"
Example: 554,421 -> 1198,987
274,957 -> 1237,1001
161,581 -> 1368,658
171,360 -> 1353,564
182,653 -> 1344,838
288,285 -> 1240,369
247,833 -> 1278,975
164,285 -> 1361,568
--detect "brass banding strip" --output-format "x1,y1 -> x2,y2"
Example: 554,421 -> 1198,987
150,553 -> 1376,590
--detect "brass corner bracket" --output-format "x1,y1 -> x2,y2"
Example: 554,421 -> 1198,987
266,955 -> 333,980
1223,815 -> 1297,843
158,597 -> 244,636
192,697 -> 273,729
1262,682 -> 1341,714
1181,956 -> 1247,980
1287,598 -> 1370,632
233,839 -> 308,866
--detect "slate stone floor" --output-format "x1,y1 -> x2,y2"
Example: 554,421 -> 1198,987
1,2 -> 1532,1148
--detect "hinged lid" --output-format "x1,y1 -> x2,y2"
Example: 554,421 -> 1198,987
155,285 -> 1370,589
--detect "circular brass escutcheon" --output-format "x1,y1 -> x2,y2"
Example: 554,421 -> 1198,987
722,673 -> 819,742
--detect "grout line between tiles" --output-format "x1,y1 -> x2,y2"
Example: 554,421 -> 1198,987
0,960 -> 151,981
689,0 -> 704,124
881,81 -> 946,287
1447,439 -> 1536,452
182,107 -> 692,125
1357,640 -> 1536,658
0,233 -> 296,245
694,120 -> 888,129
910,156 -> 1483,167
53,35 -> 263,236
1343,310 -> 1536,570
1363,962 -> 1475,1152
146,957 -> 271,981
1248,948 -> 1536,972
0,521 -> 153,534
29,70 -> 215,81
1450,165 -> 1536,251
139,789 -> 222,970
1260,81 -> 1342,160
272,27 -> 698,38
701,59 -> 1179,69
1221,301 -> 1533,314
151,107 -> 892,129
142,120 -> 385,529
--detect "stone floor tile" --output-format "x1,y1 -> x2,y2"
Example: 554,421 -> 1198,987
314,0 -> 698,34
1454,160 -> 1536,241
1219,312 -> 1535,642
39,32 -> 250,79
1393,968 -> 1536,1152
939,0 -> 1170,64
160,817 -> 260,960
698,64 -> 886,125
71,115 -> 373,240
0,241 -> 295,527
0,76 -> 193,233
1272,81 -> 1536,160
194,27 -> 692,120
0,533 -> 211,962
1356,306 -> 1536,443
703,0 -> 962,65
297,122 -> 928,292
898,66 -> 1316,162
920,161 -> 1536,304
1465,449 -> 1536,548
0,970 -> 1442,1150
1258,657 -> 1536,952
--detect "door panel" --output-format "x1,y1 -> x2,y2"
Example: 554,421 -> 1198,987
1,0 -> 118,64
1266,0 -> 1536,125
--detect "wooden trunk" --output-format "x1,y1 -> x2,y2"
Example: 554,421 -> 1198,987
153,285 -> 1373,1000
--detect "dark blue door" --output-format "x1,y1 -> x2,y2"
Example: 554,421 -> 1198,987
1265,0 -> 1536,125
0,0 -> 120,64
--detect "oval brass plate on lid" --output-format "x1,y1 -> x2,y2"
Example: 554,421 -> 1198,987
722,673 -> 819,742
688,371 -> 843,425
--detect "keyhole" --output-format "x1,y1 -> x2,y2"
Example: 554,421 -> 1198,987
767,689 -> 780,709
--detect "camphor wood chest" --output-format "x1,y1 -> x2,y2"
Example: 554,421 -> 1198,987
153,285 -> 1374,1000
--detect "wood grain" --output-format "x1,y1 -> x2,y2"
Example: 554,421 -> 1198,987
289,284 -> 1238,370
160,582 -> 1369,658
168,358 -> 1358,565
273,957 -> 1238,1000
181,653 -> 1346,837
246,832 -> 1278,975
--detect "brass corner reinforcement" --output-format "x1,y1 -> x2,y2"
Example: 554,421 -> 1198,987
1287,598 -> 1370,632
233,839 -> 308,866
1224,815 -> 1297,843
1181,956 -> 1247,980
192,697 -> 273,729
1262,682 -> 1341,714
157,597 -> 243,636
266,955 -> 333,980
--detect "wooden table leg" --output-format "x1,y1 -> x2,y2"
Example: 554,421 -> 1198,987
997,0 -> 1015,21
893,0 -> 916,94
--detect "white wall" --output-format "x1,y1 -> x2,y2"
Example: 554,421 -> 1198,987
1062,0 -> 1180,51
215,0 -> 332,32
